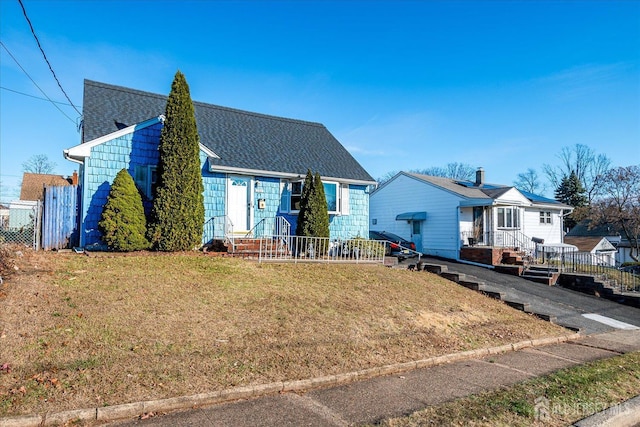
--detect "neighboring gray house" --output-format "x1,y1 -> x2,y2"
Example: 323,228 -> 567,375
566,220 -> 637,265
370,169 -> 572,262
563,235 -> 617,266
64,80 -> 375,248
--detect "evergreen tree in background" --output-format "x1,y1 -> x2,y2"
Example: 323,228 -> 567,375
554,171 -> 588,230
98,169 -> 150,251
147,71 -> 205,251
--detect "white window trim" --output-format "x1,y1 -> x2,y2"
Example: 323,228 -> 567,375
540,211 -> 553,225
497,206 -> 520,229
280,179 -> 349,215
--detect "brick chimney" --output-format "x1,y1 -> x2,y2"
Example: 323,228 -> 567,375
71,171 -> 78,186
475,167 -> 484,186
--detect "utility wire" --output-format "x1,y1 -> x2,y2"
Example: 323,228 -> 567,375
0,41 -> 77,124
0,85 -> 81,107
18,0 -> 82,116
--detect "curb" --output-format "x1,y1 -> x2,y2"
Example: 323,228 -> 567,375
572,394 -> 640,427
0,332 -> 580,427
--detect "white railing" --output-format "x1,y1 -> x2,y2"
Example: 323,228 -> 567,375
258,235 -> 387,264
245,216 -> 291,239
461,230 -> 535,253
204,216 -> 234,248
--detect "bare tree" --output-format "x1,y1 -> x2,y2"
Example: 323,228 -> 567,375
589,165 -> 640,262
414,162 -> 476,181
22,154 -> 56,174
376,170 -> 399,185
513,168 -> 546,194
542,144 -> 611,204
377,163 -> 476,185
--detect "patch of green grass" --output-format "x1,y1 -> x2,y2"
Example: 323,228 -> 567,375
380,351 -> 640,427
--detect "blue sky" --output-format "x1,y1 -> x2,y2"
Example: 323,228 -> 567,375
1,0 -> 639,202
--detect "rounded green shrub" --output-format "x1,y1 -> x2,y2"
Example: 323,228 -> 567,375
99,169 -> 150,251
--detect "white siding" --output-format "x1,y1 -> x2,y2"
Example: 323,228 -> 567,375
522,207 -> 564,244
494,188 -> 530,205
370,174 -> 463,259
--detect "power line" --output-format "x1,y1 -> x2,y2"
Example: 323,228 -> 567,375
0,41 -> 77,124
0,85 -> 81,107
17,0 -> 82,116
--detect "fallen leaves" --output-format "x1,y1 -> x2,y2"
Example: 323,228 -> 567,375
31,371 -> 61,389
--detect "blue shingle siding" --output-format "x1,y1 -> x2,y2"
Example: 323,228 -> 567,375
202,153 -> 226,244
279,185 -> 368,240
74,80 -> 375,247
253,176 -> 281,227
329,185 -> 369,239
80,123 -> 162,247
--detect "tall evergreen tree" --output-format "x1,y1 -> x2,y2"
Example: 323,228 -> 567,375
147,71 -> 205,251
310,172 -> 330,238
554,171 -> 588,230
99,169 -> 150,251
295,170 -> 315,236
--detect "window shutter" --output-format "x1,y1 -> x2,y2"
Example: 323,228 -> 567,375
280,181 -> 291,213
340,184 -> 350,215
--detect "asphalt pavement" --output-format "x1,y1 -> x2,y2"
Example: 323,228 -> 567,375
419,256 -> 640,335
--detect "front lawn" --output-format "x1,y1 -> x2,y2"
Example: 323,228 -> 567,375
0,249 -> 566,416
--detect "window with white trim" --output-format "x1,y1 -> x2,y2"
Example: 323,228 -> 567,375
497,207 -> 520,229
280,180 -> 349,215
290,181 -> 303,211
540,211 -> 552,224
134,165 -> 157,199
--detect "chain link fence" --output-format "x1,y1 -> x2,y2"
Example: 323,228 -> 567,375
0,201 -> 41,249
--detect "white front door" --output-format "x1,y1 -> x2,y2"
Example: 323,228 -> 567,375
228,176 -> 250,232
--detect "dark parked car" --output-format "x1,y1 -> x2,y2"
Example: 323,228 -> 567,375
369,230 -> 417,259
620,264 -> 640,274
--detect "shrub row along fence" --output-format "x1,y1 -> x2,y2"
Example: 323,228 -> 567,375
535,245 -> 640,292
258,235 -> 388,264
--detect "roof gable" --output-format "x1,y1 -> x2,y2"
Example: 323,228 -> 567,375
81,80 -> 374,183
564,236 -> 617,252
20,173 -> 72,201
492,187 -> 531,205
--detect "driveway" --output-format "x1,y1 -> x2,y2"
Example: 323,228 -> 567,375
420,256 -> 640,335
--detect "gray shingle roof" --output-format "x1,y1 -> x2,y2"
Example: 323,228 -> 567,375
406,173 -> 494,199
405,172 -> 570,208
82,80 -> 374,183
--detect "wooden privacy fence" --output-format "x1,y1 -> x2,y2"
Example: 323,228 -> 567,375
42,185 -> 79,250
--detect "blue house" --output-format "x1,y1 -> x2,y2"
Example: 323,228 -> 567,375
64,80 -> 375,248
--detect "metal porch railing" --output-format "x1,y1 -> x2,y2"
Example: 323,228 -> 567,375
258,235 -> 387,264
204,215 -> 234,248
535,245 -> 640,293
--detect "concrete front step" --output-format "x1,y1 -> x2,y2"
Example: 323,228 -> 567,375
521,274 -> 558,286
494,265 -> 524,276
422,263 -> 449,274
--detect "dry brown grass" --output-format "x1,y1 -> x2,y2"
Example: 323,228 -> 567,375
0,249 -> 566,416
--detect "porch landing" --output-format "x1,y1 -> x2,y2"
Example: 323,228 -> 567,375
460,246 -> 560,285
